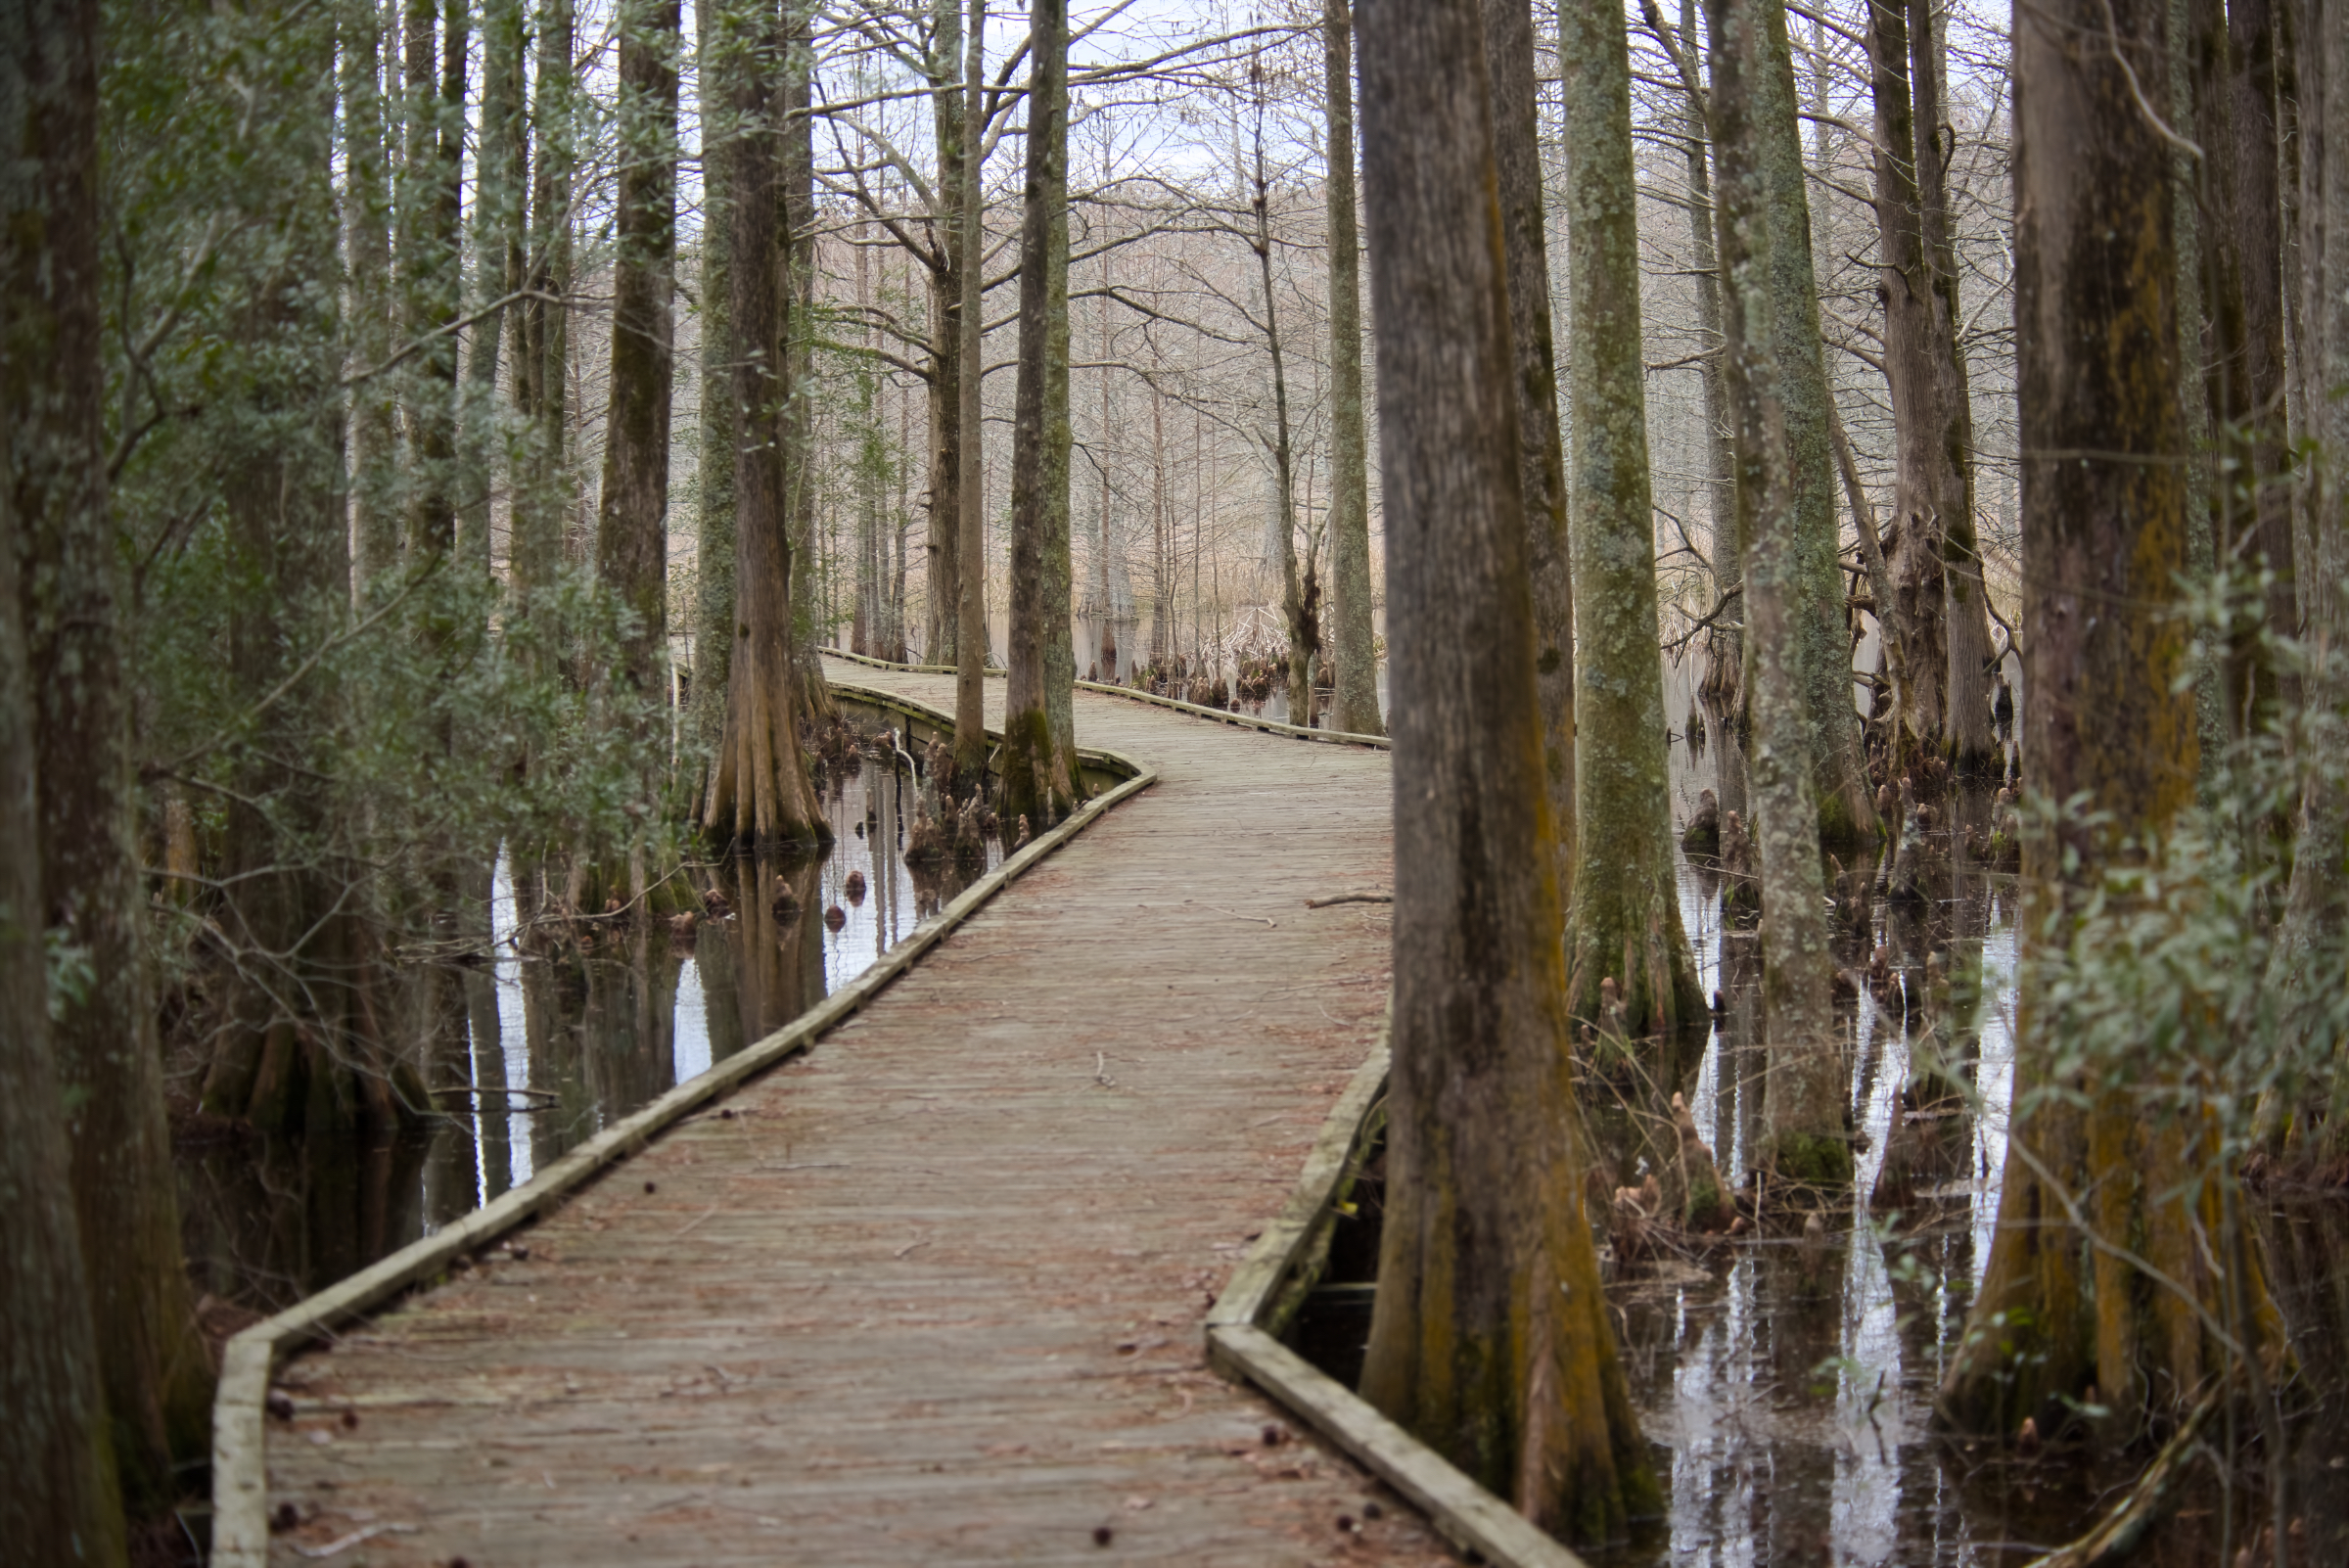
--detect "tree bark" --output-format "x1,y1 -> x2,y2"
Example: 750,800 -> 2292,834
1866,0 -> 1953,772
1938,0 -> 2279,1437
1751,0 -> 1878,843
1322,0 -> 1380,737
1356,0 -> 1657,1537
704,0 -> 825,850
462,0 -> 527,582
2193,0 -> 2297,735
1483,0 -> 1571,891
783,2 -> 833,726
0,368 -> 122,1557
1248,86 -> 1314,726
1709,0 -> 1852,1197
1561,0 -> 1705,1044
10,0 -> 209,1516
691,0 -> 735,776
1681,0 -> 1741,720
512,0 -> 574,623
1912,0 -> 1999,771
1000,0 -> 1079,828
1356,0 -> 1648,1529
2266,0 -> 2348,1157
596,0 -> 678,698
952,0 -> 989,785
926,0 -> 966,666
399,0 -> 466,562
345,0 -> 400,594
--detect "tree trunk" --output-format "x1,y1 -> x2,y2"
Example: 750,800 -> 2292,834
399,0 -> 465,562
1561,0 -> 1705,1044
1865,0 -> 1954,773
1249,93 -> 1314,726
1000,0 -> 1079,828
2267,0 -> 2348,1157
1483,0 -> 1572,890
928,266 -> 962,663
926,0 -> 966,667
1911,0 -> 1998,771
595,0 -> 678,698
2192,0 -> 2296,736
345,0 -> 399,594
704,0 -> 824,850
783,4 -> 833,725
1938,0 -> 2280,1437
0,396 -> 122,1558
1355,0 -> 1657,1537
2170,0 -> 2231,790
691,0 -> 735,776
1681,0 -> 1741,719
201,0 -> 415,1145
1752,0 -> 1878,843
11,0 -> 209,1515
1321,0 -> 1381,737
952,0 -> 989,785
462,0 -> 527,582
512,0 -> 574,622
1708,0 -> 1852,1198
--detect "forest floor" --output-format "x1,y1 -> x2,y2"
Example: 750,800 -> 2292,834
256,661 -> 1454,1565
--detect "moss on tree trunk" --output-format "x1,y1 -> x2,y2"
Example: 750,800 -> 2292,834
1561,0 -> 1704,1045
999,0 -> 1079,828
1355,2 -> 1658,1536
1707,0 -> 1854,1198
1938,0 -> 2282,1437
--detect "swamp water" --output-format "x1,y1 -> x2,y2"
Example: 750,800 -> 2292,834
174,698 -> 1010,1313
1287,709 -> 2349,1566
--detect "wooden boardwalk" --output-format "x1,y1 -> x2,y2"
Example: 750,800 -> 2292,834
258,662 -> 1451,1565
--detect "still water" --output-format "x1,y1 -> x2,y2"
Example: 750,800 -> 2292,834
176,701 -> 1003,1311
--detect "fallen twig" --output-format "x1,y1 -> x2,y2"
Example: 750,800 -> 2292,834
2020,1390 -> 2218,1568
294,1523 -> 419,1560
1305,891 -> 1392,908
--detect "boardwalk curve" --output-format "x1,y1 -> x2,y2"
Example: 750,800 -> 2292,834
242,660 -> 1451,1565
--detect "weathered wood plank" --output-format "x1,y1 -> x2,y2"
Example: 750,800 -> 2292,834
245,662 -> 1441,1566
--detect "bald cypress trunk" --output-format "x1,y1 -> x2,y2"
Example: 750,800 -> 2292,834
462,0 -> 527,581
1000,0 -> 1078,828
1751,0 -> 1878,843
345,0 -> 399,594
1484,0 -> 1572,894
1867,0 -> 1958,773
691,0 -> 735,777
1322,0 -> 1381,738
1249,92 -> 1314,727
783,0 -> 834,725
9,0 -> 207,1519
1681,0 -> 1741,721
596,0 -> 678,698
952,0 -> 989,784
704,0 -> 824,850
399,0 -> 466,562
2192,0 -> 2296,734
512,0 -> 574,624
1356,0 -> 1656,1536
0,411 -> 121,1558
927,0 -> 966,666
2269,0 -> 2348,1157
1708,0 -> 1851,1198
1561,0 -> 1704,1043
1912,3 -> 1998,772
1938,0 -> 2280,1437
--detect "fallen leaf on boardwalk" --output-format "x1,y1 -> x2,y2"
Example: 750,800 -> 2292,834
1124,1496 -> 1153,1511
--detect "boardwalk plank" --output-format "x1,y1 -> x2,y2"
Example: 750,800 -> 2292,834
260,664 -> 1444,1564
